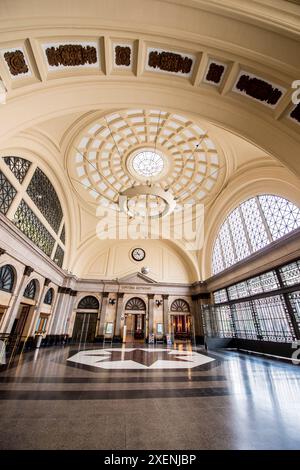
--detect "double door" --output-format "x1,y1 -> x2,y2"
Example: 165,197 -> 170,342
72,312 -> 98,343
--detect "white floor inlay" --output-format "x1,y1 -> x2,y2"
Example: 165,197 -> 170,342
67,348 -> 215,370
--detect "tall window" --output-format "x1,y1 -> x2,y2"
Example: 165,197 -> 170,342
212,195 -> 300,275
0,156 -> 66,267
0,264 -> 15,292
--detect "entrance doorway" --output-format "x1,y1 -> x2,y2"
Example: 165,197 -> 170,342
72,312 -> 98,343
11,304 -> 31,337
123,297 -> 147,343
125,313 -> 145,342
172,314 -> 192,341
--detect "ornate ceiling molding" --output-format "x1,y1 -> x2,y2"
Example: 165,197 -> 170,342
148,50 -> 193,75
45,44 -> 97,68
3,49 -> 28,76
115,45 -> 131,67
68,108 -> 224,210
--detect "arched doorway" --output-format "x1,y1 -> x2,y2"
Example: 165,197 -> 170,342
124,297 -> 146,343
72,296 -> 100,343
11,279 -> 39,339
170,299 -> 192,342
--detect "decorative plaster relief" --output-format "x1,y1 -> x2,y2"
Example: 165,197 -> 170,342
290,103 -> 300,124
42,42 -> 99,70
1,47 -> 31,78
115,45 -> 131,67
233,71 -> 285,107
146,47 -> 194,77
204,61 -> 226,85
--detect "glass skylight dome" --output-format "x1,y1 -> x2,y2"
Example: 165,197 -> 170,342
132,150 -> 164,177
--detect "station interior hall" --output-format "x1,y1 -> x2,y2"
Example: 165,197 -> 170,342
0,0 -> 300,451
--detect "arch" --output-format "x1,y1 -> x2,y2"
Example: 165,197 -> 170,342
77,295 -> 99,310
0,264 -> 16,293
211,194 -> 300,275
44,287 -> 54,305
170,299 -> 190,312
23,279 -> 38,300
125,297 -> 146,311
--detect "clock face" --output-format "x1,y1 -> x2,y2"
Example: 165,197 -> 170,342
131,248 -> 145,261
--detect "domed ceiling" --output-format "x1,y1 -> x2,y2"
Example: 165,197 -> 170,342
68,109 -> 225,216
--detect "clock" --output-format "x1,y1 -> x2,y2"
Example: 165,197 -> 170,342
131,248 -> 145,261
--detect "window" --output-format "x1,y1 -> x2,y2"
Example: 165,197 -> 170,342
132,150 -> 164,177
125,297 -> 146,311
213,289 -> 228,304
170,299 -> 190,312
231,302 -> 258,340
212,195 -> 300,274
1,157 -> 65,266
23,279 -> 37,299
26,167 -> 63,233
0,171 -> 17,215
77,296 -> 99,310
215,305 -> 234,338
288,291 -> 300,333
4,156 -> 31,184
36,314 -> 49,333
44,288 -> 53,305
279,261 -> 300,287
0,265 -> 15,292
14,200 -> 55,257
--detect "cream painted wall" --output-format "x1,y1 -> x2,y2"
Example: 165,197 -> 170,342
74,239 -> 196,283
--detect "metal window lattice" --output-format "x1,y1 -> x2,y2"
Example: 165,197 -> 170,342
279,261 -> 300,287
0,171 -> 17,215
53,244 -> 64,268
288,291 -> 300,332
23,279 -> 36,299
3,156 -> 31,184
0,264 -> 14,292
26,168 -> 63,233
125,297 -> 146,311
14,200 -> 55,257
253,295 -> 295,342
78,296 -> 99,309
212,195 -> 300,275
44,288 -> 53,305
170,299 -> 190,312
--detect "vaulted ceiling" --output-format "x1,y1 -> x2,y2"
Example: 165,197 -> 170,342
0,0 -> 299,282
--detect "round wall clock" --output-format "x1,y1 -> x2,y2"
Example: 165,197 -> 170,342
131,248 -> 146,261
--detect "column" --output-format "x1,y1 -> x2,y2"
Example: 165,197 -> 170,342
98,292 -> 109,339
64,290 -> 78,338
148,294 -> 155,339
114,293 -> 124,342
49,287 -> 73,341
162,294 -> 169,340
27,278 -> 51,337
2,265 -> 34,334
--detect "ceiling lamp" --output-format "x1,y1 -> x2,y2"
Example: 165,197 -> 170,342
119,184 -> 176,219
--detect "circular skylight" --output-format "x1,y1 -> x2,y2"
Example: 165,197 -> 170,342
132,150 -> 164,177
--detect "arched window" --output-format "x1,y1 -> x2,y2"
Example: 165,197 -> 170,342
23,279 -> 37,299
171,299 -> 190,312
1,156 -> 65,267
0,264 -> 15,292
125,297 -> 146,311
77,296 -> 99,310
44,288 -> 54,305
212,195 -> 300,275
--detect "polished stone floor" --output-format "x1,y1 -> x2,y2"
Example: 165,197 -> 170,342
0,343 -> 300,450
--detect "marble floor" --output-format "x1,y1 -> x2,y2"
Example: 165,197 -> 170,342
0,343 -> 300,450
